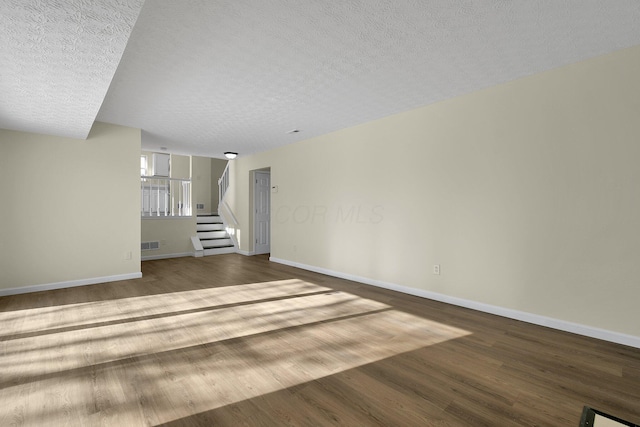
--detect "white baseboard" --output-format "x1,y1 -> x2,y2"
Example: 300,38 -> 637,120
269,257 -> 640,349
0,272 -> 143,297
142,252 -> 195,261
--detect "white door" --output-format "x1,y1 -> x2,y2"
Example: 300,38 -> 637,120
254,171 -> 271,254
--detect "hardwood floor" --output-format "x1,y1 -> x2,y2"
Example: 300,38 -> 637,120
1,254 -> 639,426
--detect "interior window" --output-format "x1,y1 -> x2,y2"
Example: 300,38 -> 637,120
141,155 -> 148,176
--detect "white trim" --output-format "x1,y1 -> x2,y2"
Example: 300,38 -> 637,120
0,273 -> 142,297
237,249 -> 255,256
191,236 -> 204,251
269,257 -> 640,349
191,236 -> 204,258
141,252 -> 195,261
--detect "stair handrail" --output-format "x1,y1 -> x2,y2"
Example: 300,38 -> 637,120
215,161 -> 239,249
218,161 -> 230,204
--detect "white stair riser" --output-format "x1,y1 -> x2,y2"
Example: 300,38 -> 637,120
197,223 -> 224,232
202,239 -> 233,248
197,230 -> 228,239
203,247 -> 235,256
197,216 -> 222,224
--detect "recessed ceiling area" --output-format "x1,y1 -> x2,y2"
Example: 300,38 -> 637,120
3,1 -> 640,158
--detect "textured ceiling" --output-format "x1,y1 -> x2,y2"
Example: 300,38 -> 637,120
0,0 -> 144,139
3,1 -> 640,157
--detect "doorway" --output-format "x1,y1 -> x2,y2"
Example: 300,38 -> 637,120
254,170 -> 270,254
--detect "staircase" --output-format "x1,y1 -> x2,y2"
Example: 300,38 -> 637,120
196,214 -> 235,255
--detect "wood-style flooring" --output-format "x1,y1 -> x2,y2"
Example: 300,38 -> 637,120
1,254 -> 639,426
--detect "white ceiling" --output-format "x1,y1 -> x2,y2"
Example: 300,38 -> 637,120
3,1 -> 640,158
0,0 -> 144,139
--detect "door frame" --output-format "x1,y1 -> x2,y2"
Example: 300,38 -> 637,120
252,168 -> 271,255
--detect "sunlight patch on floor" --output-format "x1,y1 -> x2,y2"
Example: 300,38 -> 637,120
0,280 -> 470,426
0,279 -> 331,335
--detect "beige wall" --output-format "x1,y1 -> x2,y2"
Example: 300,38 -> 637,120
228,45 -> 640,338
170,153 -> 190,180
192,156 -> 213,214
140,217 -> 197,258
0,122 -> 141,291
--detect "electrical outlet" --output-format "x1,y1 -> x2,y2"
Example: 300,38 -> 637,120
433,264 -> 440,275
124,251 -> 132,260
